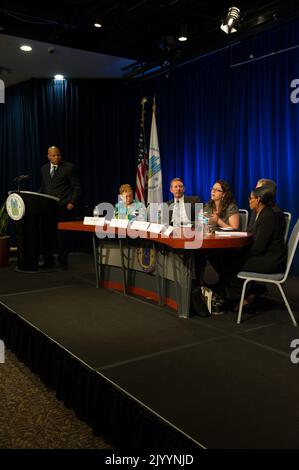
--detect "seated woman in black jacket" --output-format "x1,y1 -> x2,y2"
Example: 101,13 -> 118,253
221,185 -> 287,308
242,186 -> 287,273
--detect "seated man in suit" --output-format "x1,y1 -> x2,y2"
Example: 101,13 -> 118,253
167,178 -> 203,294
167,177 -> 201,226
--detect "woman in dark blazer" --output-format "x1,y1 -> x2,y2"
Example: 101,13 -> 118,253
220,185 -> 287,308
242,186 -> 287,273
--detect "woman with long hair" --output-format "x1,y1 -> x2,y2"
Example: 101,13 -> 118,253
204,179 -> 239,229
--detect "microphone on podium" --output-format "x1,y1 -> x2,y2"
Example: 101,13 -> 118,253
13,174 -> 30,182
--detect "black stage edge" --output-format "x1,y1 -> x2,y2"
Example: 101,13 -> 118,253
0,303 -> 200,451
1,254 -> 299,450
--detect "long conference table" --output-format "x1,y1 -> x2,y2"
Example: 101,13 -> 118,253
59,221 -> 251,319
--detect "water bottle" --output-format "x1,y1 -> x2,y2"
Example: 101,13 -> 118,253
203,211 -> 209,234
197,208 -> 208,233
157,208 -> 162,224
93,205 -> 99,217
197,208 -> 202,230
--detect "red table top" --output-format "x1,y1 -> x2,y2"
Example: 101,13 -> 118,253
59,220 -> 252,250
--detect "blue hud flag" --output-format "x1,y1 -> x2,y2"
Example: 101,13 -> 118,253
147,97 -> 163,204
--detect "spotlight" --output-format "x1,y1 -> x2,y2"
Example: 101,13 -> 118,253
20,45 -> 32,52
54,74 -> 65,81
178,24 -> 187,42
220,6 -> 240,34
94,22 -> 102,28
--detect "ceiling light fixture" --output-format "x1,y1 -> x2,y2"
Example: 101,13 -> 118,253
178,24 -> 187,42
220,6 -> 241,34
20,45 -> 32,52
54,74 -> 65,81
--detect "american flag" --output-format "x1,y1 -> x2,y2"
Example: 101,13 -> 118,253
135,100 -> 148,203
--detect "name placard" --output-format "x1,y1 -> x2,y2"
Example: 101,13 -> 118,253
83,217 -> 105,226
110,218 -> 129,228
163,226 -> 174,237
147,223 -> 164,234
130,221 -> 150,231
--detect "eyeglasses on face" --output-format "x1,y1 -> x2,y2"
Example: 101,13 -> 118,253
212,187 -> 223,193
248,196 -> 257,201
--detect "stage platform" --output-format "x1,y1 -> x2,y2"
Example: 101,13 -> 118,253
0,253 -> 299,449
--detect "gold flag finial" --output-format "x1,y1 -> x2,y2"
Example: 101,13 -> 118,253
140,97 -> 147,125
152,95 -> 156,113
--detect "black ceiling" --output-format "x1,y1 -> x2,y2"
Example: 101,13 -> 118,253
1,1 -> 299,79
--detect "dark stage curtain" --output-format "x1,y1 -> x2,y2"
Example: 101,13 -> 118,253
0,78 -> 139,213
140,18 -> 299,273
1,18 -> 299,271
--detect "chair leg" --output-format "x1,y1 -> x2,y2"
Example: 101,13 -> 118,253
237,279 -> 249,324
277,283 -> 298,327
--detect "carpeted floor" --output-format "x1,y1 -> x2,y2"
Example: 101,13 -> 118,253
0,349 -> 111,449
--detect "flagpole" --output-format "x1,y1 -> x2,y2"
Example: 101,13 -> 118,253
135,97 -> 148,203
152,95 -> 156,114
141,96 -> 147,125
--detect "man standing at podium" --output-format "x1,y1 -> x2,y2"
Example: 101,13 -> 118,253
39,145 -> 81,268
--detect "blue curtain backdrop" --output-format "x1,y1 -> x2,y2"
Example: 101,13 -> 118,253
140,17 -> 299,272
142,18 -> 299,209
1,17 -> 299,272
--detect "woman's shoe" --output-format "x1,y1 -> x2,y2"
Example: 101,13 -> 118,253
234,301 -> 255,314
243,303 -> 255,314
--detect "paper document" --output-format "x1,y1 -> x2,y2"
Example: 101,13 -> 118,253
215,231 -> 248,237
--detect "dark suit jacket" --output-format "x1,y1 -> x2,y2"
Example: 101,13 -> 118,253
40,161 -> 80,207
248,204 -> 285,233
166,195 -> 201,225
242,206 -> 287,273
